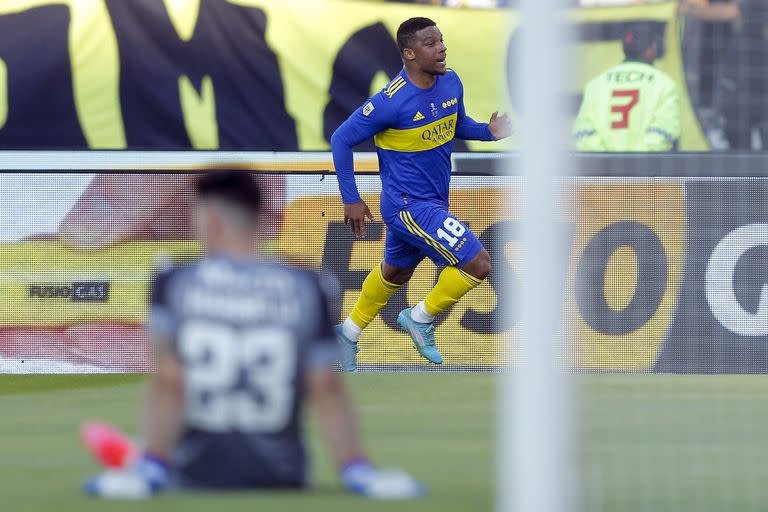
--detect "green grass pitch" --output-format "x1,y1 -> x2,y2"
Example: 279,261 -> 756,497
1,373 -> 767,511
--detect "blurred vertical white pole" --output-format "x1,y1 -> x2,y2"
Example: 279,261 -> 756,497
497,0 -> 572,510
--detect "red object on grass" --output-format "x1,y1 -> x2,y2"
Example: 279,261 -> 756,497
81,422 -> 138,468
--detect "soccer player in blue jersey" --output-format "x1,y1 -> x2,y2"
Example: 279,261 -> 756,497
331,17 -> 512,371
83,172 -> 423,499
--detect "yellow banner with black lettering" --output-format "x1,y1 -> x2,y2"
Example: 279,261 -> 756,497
0,1 -> 706,151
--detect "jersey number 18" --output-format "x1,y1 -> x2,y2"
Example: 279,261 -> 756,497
436,217 -> 466,248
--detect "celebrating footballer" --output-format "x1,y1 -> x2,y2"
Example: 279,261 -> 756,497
331,17 -> 512,371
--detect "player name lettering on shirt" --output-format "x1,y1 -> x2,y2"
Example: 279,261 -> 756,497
606,71 -> 655,84
199,261 -> 296,293
421,118 -> 455,144
182,288 -> 299,324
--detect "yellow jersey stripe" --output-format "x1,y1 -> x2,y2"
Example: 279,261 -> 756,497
384,76 -> 405,95
458,269 -> 483,286
398,212 -> 428,247
400,212 -> 454,263
374,114 -> 457,153
385,76 -> 404,92
401,211 -> 459,264
386,80 -> 407,98
399,212 -> 421,238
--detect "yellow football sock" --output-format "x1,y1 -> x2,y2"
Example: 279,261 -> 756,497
424,266 -> 484,317
349,263 -> 401,329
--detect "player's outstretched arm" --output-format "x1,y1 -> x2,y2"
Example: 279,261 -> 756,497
83,271 -> 184,500
332,120 -> 374,238
82,342 -> 182,500
455,91 -> 510,142
141,342 -> 185,460
331,94 -> 395,238
307,370 -> 365,465
141,272 -> 186,462
307,369 -> 426,500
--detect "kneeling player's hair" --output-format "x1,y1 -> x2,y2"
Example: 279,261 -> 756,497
397,17 -> 436,53
196,171 -> 262,218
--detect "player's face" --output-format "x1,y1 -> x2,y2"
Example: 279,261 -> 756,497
193,202 -> 213,244
410,26 -> 447,75
193,201 -> 228,248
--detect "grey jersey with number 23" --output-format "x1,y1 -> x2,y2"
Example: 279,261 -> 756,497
148,254 -> 338,489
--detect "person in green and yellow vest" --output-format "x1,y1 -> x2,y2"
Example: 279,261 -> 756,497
573,23 -> 681,152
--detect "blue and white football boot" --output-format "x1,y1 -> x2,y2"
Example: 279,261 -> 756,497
334,325 -> 359,372
397,308 -> 442,365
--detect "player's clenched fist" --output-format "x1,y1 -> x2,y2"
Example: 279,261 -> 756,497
344,200 -> 374,238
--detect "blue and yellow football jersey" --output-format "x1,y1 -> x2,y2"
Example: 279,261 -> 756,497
331,68 -> 495,222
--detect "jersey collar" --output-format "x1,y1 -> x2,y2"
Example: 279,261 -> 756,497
401,67 -> 440,93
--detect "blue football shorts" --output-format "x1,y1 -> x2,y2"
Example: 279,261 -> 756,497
383,201 -> 484,269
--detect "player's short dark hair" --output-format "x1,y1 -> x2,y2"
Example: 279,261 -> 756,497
397,17 -> 437,53
196,171 -> 262,217
622,23 -> 660,59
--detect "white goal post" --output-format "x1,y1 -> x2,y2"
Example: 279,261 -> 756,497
498,1 -> 574,511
